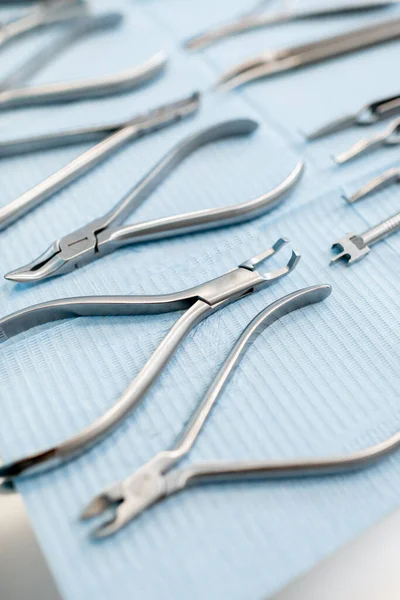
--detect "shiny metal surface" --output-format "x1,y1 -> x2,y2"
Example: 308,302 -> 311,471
4,118 -> 303,282
0,92 -> 200,231
0,11 -> 123,93
216,17 -> 400,91
80,279 -> 400,536
0,47 -> 167,109
347,166 -> 400,203
331,209 -> 400,264
81,284 -> 331,537
334,117 -> 400,164
0,0 -> 87,50
307,92 -> 400,140
0,239 -> 299,482
185,0 -> 396,52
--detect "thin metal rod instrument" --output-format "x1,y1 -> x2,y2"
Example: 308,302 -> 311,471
331,211 -> 400,264
0,92 -> 200,231
5,119 -> 304,283
216,17 -> 400,91
0,0 -> 87,51
346,166 -> 400,203
0,239 -> 299,481
334,117 -> 400,164
307,92 -> 400,140
185,1 -> 397,52
81,284 -> 333,537
0,17 -> 167,109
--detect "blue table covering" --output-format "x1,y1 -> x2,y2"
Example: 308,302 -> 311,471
1,1 -> 400,598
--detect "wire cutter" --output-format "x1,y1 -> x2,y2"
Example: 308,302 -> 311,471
0,91 -> 200,231
80,282 -> 400,538
184,0 -> 397,52
0,238 -> 299,482
0,12 -> 168,110
5,119 -> 304,282
216,16 -> 400,91
81,283 -> 333,537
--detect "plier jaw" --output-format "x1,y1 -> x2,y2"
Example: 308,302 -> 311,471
81,467 -> 168,539
5,220 -> 102,282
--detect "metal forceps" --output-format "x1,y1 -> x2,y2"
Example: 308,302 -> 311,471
216,17 -> 400,91
0,92 -> 200,231
0,13 -> 168,110
0,239 -> 299,482
0,0 -> 86,51
5,119 -> 304,282
185,0 -> 397,52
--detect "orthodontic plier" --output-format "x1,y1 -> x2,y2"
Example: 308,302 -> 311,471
81,283 -> 331,537
81,282 -> 400,538
0,11 -> 167,110
0,239 -> 299,482
0,91 -> 200,231
216,17 -> 400,91
5,119 -> 304,282
184,0 -> 397,52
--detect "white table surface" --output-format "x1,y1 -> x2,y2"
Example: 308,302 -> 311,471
1,491 -> 400,600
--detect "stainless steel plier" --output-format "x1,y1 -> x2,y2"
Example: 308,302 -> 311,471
0,239 -> 299,482
80,282 -> 400,538
5,119 -> 304,282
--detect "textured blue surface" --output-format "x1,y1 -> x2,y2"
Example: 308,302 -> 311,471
1,1 -> 400,598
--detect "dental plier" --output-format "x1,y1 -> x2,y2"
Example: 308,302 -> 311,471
185,0 -> 397,52
80,282 -> 400,538
216,16 -> 400,91
5,119 -> 304,282
0,239 -> 299,482
82,284 -> 333,537
0,91 -> 200,231
0,12 -> 167,110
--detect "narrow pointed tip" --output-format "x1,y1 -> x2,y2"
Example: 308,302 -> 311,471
4,269 -> 24,282
0,478 -> 15,494
346,190 -> 365,204
80,495 -> 113,520
333,152 -> 349,165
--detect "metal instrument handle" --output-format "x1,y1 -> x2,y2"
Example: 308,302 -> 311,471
362,211 -> 400,246
97,119 -> 258,231
98,161 -> 303,249
0,92 -> 200,230
0,50 -> 166,109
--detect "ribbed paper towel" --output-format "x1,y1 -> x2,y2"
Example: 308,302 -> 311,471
1,1 -> 400,598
